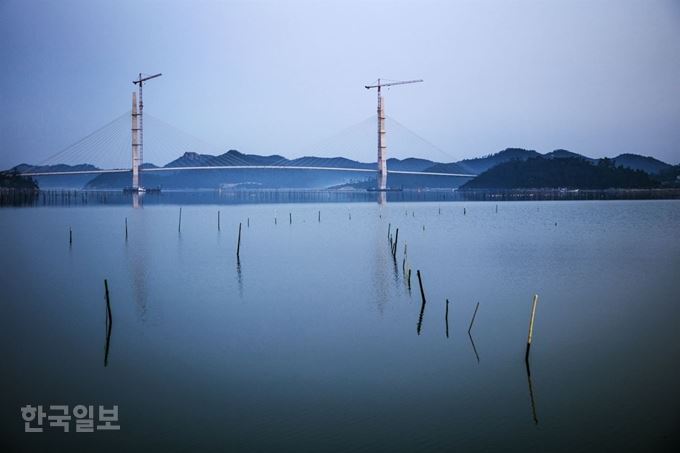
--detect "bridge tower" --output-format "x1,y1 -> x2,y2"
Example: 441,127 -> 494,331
365,78 -> 422,190
131,92 -> 141,189
377,88 -> 387,190
131,72 -> 162,191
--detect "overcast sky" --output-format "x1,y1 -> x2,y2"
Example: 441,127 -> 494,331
1,0 -> 679,168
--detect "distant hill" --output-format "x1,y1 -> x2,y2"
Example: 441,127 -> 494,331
460,157 -> 659,190
85,152 -> 443,189
11,163 -> 101,189
611,153 -> 671,174
425,148 -> 540,174
7,148 -> 674,190
386,157 -> 436,171
544,149 -> 596,162
13,163 -> 100,173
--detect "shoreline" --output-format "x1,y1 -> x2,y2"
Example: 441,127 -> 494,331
2,187 -> 680,207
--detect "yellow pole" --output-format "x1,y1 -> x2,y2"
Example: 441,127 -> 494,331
525,294 -> 539,362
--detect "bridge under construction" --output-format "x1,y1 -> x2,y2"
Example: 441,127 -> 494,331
19,74 -> 477,189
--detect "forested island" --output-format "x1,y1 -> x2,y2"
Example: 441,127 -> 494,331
0,171 -> 38,190
460,157 -> 662,190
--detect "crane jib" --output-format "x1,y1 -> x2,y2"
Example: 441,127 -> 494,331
364,79 -> 423,89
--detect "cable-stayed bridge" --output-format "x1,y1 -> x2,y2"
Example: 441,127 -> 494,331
17,77 -> 477,189
18,112 -> 476,179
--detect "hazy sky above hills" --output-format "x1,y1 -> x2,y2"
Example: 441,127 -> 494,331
1,0 -> 679,168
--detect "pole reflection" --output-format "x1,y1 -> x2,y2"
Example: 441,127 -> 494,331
525,360 -> 539,424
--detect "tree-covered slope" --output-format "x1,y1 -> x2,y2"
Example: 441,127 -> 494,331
460,157 -> 659,190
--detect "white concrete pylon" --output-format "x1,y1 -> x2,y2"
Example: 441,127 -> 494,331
377,93 -> 387,190
131,92 -> 140,189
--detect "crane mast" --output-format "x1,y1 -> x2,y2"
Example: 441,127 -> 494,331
365,78 -> 423,191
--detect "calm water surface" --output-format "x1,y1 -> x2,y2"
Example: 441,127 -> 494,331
2,199 -> 679,452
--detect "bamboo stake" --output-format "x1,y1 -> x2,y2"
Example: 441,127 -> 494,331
104,279 -> 112,367
104,279 -> 112,327
525,294 -> 539,362
218,211 -> 221,231
416,270 -> 427,335
178,207 -> 182,232
236,222 -> 242,258
125,217 -> 128,240
445,299 -> 450,338
69,227 -> 72,245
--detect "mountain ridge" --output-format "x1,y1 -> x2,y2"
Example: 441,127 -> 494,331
8,148 -> 675,190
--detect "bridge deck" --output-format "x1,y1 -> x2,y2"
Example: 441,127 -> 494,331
20,165 -> 476,178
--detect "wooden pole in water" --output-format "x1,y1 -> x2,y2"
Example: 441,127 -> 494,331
236,222 -> 242,258
416,270 -> 427,335
104,278 -> 112,367
125,217 -> 128,240
104,279 -> 112,327
445,299 -> 450,338
69,227 -> 72,245
289,212 -> 292,224
247,217 -> 250,228
218,211 -> 221,231
318,210 -> 321,222
468,301 -> 479,334
178,207 -> 182,232
392,228 -> 399,258
407,268 -> 412,289
525,294 -> 539,363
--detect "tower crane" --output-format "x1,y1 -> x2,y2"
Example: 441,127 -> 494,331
365,78 -> 423,191
130,72 -> 162,191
